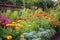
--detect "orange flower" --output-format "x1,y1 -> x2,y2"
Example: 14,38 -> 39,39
37,14 -> 43,17
7,35 -> 12,40
6,24 -> 16,27
6,24 -> 12,27
45,16 -> 49,19
37,8 -> 42,10
20,35 -> 24,38
6,24 -> 10,27
50,16 -> 54,19
43,14 -> 49,17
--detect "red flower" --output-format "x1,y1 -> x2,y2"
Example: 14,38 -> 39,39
37,14 -> 43,17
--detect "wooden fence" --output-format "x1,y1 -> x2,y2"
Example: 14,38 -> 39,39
0,4 -> 23,12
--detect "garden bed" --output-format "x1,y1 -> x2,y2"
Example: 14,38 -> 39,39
0,8 -> 57,40
0,0 -> 60,40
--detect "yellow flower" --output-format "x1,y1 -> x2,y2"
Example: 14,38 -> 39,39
17,20 -> 22,23
20,25 -> 24,29
6,23 -> 16,27
11,22 -> 16,27
7,35 -> 12,40
20,35 -> 24,38
11,24 -> 16,27
12,22 -> 16,24
15,27 -> 19,31
32,21 -> 36,24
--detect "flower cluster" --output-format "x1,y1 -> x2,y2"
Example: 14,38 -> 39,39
0,16 -> 12,26
0,9 -> 56,40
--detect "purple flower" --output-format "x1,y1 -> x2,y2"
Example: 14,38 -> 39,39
2,19 -> 12,25
0,16 -> 12,26
0,16 -> 8,21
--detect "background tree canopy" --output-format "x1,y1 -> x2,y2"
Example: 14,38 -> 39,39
0,0 -> 58,10
0,0 -> 54,6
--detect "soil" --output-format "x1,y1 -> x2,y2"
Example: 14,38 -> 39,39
50,33 -> 60,40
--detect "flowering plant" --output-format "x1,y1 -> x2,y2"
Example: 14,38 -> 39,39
0,9 -> 56,40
